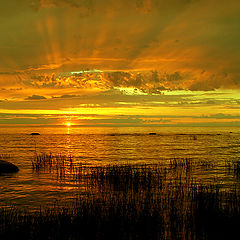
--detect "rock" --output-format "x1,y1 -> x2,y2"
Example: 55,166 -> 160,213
30,133 -> 40,135
0,160 -> 19,174
149,133 -> 157,135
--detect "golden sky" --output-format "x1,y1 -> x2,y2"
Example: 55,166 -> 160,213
0,0 -> 240,126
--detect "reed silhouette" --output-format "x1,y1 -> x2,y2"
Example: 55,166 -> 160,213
0,153 -> 239,239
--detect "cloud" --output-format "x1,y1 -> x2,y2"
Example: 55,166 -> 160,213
22,69 -> 235,93
22,70 -> 190,92
52,94 -> 81,99
25,95 -> 47,100
1,0 -> 240,92
1,112 -> 240,126
31,0 -> 189,13
1,0 -> 240,126
32,0 -> 88,9
201,113 -> 240,119
31,0 -> 94,17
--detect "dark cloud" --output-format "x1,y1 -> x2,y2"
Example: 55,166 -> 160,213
1,112 -> 240,126
189,81 -> 216,91
25,70 -> 189,92
31,0 -> 95,17
0,118 -> 55,125
83,117 -> 143,124
25,95 -> 47,100
201,113 -> 240,119
52,94 -> 81,99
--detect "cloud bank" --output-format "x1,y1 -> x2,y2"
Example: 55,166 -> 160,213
1,0 -> 240,126
1,0 -> 240,92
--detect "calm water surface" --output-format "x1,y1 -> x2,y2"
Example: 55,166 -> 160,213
0,126 -> 240,210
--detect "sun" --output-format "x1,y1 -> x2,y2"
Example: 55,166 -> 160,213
66,122 -> 71,127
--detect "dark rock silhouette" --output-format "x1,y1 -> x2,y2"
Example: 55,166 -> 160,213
0,160 -> 19,174
30,133 -> 40,135
149,133 -> 157,135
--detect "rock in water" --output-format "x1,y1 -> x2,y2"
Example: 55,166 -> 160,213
30,133 -> 40,135
0,160 -> 19,174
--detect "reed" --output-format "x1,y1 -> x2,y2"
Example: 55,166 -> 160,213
233,160 -> 240,178
86,164 -> 167,192
0,154 -> 236,240
224,159 -> 240,178
31,153 -> 167,188
169,157 -> 192,171
0,180 -> 239,240
31,153 -> 70,171
1,153 -> 237,239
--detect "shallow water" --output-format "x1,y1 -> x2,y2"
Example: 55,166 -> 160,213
0,126 -> 240,209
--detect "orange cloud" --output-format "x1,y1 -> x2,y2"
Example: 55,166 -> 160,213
1,0 -> 240,126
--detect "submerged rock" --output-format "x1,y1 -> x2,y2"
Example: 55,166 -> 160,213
0,160 -> 19,174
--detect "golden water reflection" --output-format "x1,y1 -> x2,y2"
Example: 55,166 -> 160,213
0,127 -> 240,209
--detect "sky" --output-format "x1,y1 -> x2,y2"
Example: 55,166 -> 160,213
0,0 -> 240,127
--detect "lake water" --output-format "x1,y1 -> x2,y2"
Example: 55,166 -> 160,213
0,126 -> 240,210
